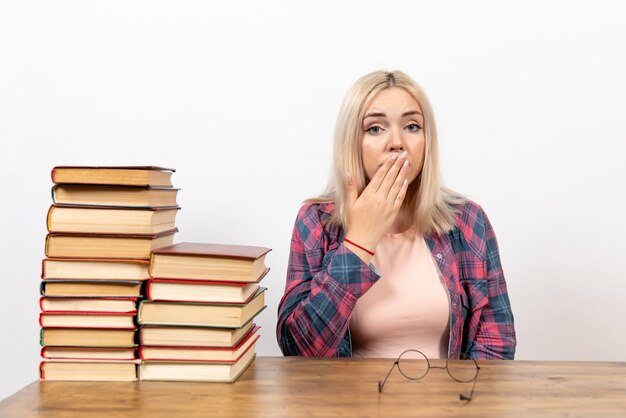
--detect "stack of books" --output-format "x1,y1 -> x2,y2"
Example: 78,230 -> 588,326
39,166 -> 180,381
137,242 -> 270,383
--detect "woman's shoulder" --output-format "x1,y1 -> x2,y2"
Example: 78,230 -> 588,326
293,201 -> 339,246
295,201 -> 336,225
454,199 -> 487,228
450,198 -> 493,257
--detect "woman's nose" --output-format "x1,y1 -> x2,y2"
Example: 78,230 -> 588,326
388,129 -> 404,151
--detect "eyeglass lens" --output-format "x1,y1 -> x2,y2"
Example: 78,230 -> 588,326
397,350 -> 478,382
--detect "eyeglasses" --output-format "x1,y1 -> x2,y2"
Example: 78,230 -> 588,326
378,349 -> 480,401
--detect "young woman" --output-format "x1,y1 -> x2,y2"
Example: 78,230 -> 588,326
276,70 -> 516,360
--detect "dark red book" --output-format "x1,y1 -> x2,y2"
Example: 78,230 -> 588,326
139,326 -> 260,362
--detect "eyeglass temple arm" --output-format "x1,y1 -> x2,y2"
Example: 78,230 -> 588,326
378,360 -> 399,392
459,365 -> 480,401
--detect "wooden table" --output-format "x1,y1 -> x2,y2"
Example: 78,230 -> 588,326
1,357 -> 625,417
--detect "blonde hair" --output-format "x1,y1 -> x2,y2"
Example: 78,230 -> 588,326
308,70 -> 465,236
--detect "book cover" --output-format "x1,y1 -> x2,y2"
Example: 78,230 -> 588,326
149,242 -> 271,283
51,184 -> 179,208
41,346 -> 138,361
39,311 -> 137,329
139,320 -> 256,348
45,229 -> 177,259
137,288 -> 266,328
51,166 -> 175,187
40,328 -> 138,347
40,297 -> 137,313
41,280 -> 143,298
139,344 -> 256,383
145,275 -> 266,303
47,204 -> 179,234
40,359 -> 140,381
42,258 -> 150,280
151,242 -> 271,260
139,326 -> 260,362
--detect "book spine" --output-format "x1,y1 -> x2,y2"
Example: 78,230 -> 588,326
50,185 -> 57,204
148,253 -> 155,278
46,205 -> 54,232
40,328 -> 45,346
136,300 -> 146,325
39,361 -> 45,380
146,280 -> 153,300
51,167 -> 57,184
44,234 -> 51,257
41,259 -> 46,279
41,311 -> 137,315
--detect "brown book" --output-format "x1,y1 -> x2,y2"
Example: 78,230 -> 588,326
40,312 -> 136,329
139,343 -> 256,382
45,229 -> 177,259
40,328 -> 137,347
146,278 -> 263,304
41,280 -> 142,298
150,242 -> 271,283
139,326 -> 260,362
40,359 -> 139,381
47,205 -> 179,234
40,297 -> 137,313
52,185 -> 179,207
41,346 -> 137,361
137,288 -> 266,328
139,321 -> 255,348
51,166 -> 175,187
42,258 -> 150,280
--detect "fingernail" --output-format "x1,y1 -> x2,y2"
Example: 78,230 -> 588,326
403,160 -> 409,168
391,153 -> 399,161
401,151 -> 408,159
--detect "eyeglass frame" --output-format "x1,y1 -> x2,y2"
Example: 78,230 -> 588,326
378,349 -> 480,401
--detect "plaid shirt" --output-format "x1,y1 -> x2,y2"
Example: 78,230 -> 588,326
276,200 -> 516,359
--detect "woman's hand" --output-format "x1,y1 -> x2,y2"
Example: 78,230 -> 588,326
344,151 -> 409,260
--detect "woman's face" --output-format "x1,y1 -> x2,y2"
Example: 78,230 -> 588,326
361,87 -> 426,184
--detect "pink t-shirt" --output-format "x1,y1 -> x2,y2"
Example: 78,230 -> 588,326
350,225 -> 451,359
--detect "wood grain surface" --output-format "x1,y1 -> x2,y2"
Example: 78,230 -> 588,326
1,357 -> 625,417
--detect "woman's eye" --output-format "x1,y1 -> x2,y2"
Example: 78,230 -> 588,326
406,123 -> 422,132
366,126 -> 383,134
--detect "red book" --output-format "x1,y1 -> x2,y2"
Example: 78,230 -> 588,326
139,326 -> 260,362
40,297 -> 137,313
146,273 -> 267,303
41,346 -> 137,361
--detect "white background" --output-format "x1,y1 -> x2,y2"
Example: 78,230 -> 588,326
1,0 -> 625,401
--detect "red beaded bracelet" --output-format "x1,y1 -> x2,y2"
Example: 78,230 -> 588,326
344,238 -> 375,256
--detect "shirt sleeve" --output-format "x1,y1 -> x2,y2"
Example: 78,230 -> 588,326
471,207 -> 517,359
276,203 -> 380,357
